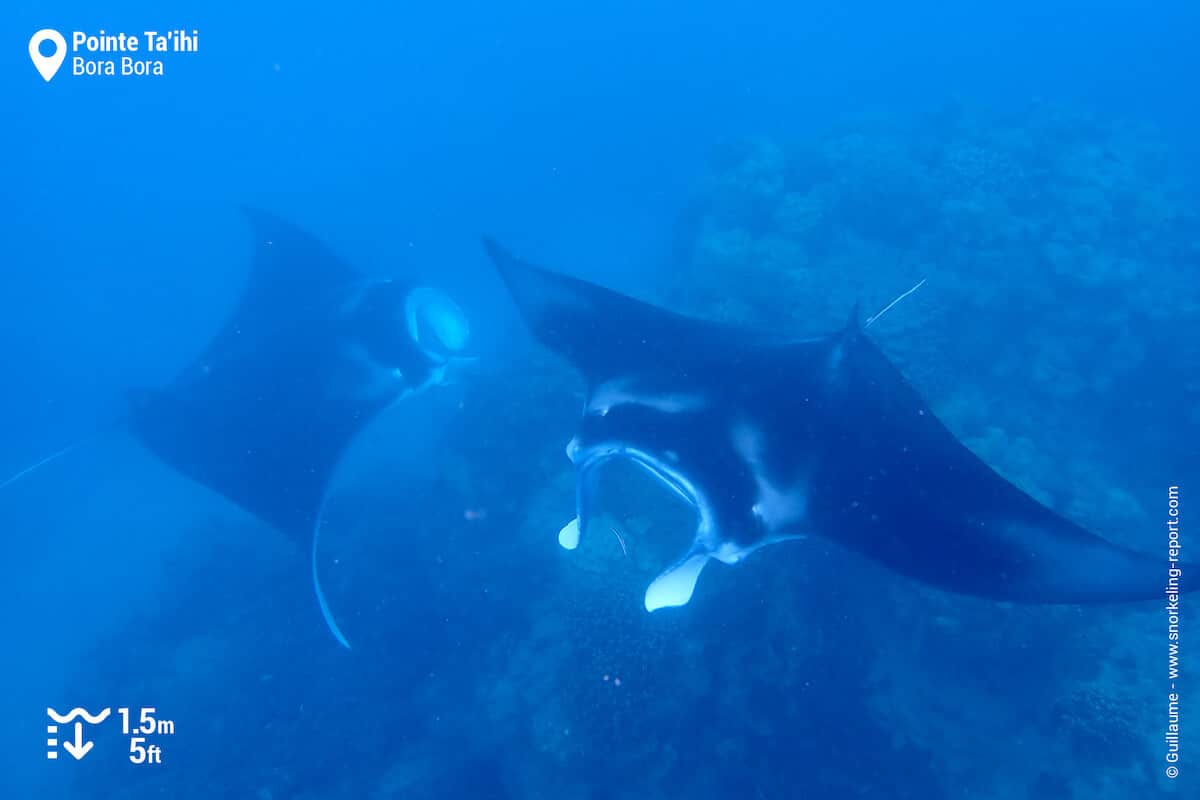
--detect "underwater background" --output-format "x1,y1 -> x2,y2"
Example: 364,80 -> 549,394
2,1 -> 1198,798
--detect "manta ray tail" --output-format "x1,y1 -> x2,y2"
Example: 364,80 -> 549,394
3,420 -> 359,652
0,440 -> 85,491
0,426 -> 117,493
311,495 -> 353,650
865,278 -> 927,328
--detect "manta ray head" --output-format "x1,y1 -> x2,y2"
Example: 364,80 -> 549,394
564,375 -> 812,611
482,237 -> 820,610
348,280 -> 472,394
565,374 -> 712,533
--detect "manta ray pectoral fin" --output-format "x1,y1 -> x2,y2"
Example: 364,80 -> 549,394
483,237 -> 763,380
645,551 -> 711,612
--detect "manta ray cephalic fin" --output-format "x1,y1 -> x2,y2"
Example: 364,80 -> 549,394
645,551 -> 711,611
558,517 -> 581,550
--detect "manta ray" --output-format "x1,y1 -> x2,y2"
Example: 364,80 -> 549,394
483,239 -> 1189,612
132,210 -> 473,647
5,210 -> 471,648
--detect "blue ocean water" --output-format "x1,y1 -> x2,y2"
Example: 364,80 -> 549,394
2,1 -> 1197,798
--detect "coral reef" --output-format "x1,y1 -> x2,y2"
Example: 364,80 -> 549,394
1054,684 -> 1142,759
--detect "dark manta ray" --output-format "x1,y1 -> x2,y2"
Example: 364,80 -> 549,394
483,239 -> 1189,612
130,210 -> 471,647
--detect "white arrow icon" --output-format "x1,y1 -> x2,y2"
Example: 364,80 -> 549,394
62,722 -> 94,760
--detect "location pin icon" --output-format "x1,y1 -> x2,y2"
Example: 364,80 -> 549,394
29,29 -> 67,82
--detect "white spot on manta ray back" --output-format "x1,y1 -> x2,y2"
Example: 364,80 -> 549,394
731,420 -> 808,531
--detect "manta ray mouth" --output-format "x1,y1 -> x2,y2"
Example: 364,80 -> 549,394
566,440 -> 718,611
571,440 -> 700,511
564,441 -> 766,612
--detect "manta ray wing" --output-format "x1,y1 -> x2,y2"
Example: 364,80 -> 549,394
130,210 -> 391,539
483,237 -> 770,383
808,325 -> 1178,603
